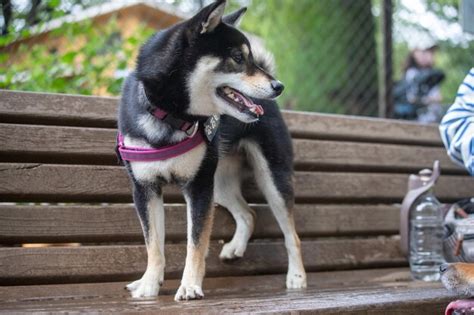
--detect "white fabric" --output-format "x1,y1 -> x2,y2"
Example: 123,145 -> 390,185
439,68 -> 474,174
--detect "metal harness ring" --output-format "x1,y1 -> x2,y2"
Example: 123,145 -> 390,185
185,121 -> 200,138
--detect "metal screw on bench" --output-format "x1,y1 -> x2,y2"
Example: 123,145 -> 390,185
409,168 -> 445,281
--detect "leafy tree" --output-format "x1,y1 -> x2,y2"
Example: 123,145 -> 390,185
1,0 -> 379,114
393,0 -> 473,106
0,17 -> 154,95
241,0 -> 378,114
1,0 -> 104,38
0,0 -> 471,115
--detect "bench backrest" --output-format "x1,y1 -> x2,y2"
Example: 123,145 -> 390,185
0,90 -> 472,286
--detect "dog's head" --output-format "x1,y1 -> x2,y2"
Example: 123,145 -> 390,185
440,263 -> 474,296
137,0 -> 283,123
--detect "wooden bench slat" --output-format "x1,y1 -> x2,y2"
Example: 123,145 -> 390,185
0,269 -> 452,314
0,123 -> 463,173
0,163 -> 471,203
0,204 -> 399,244
0,90 -> 442,145
0,286 -> 455,315
0,123 -> 115,165
295,139 -> 458,172
0,237 -> 405,285
0,268 -> 433,301
0,90 -> 118,128
282,111 -> 442,145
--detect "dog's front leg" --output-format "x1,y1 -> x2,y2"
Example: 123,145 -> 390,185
126,182 -> 165,298
175,169 -> 215,301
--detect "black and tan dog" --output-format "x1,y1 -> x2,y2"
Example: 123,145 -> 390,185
118,0 -> 306,301
441,263 -> 474,296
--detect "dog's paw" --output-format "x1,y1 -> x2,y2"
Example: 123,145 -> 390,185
286,272 -> 307,289
126,272 -> 163,298
174,285 -> 204,301
219,240 -> 247,260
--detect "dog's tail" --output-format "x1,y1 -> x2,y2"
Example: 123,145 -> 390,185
246,33 -> 276,77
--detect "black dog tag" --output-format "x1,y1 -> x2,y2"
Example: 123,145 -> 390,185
204,115 -> 220,142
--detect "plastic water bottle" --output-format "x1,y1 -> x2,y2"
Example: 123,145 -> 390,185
409,169 -> 445,281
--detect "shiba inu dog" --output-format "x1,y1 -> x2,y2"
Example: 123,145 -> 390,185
117,0 -> 306,301
441,263 -> 474,296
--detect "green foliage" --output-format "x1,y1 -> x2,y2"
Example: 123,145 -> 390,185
240,0 -> 378,114
436,40 -> 474,104
392,0 -> 473,107
0,17 -> 154,95
1,0 -> 471,115
425,0 -> 459,23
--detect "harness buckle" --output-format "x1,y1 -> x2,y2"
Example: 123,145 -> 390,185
185,121 -> 199,138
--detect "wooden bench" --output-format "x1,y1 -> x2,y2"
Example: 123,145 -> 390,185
0,90 -> 468,313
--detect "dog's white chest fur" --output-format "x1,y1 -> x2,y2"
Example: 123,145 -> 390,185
124,136 -> 206,183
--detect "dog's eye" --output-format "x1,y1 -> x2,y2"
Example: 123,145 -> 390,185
231,50 -> 244,64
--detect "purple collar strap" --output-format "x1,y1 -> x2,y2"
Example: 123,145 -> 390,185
116,106 -> 205,162
151,107 -> 197,136
117,131 -> 205,162
141,83 -> 196,136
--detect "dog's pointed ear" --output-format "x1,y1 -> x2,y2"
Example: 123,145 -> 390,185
188,0 -> 226,35
222,7 -> 247,27
200,0 -> 226,34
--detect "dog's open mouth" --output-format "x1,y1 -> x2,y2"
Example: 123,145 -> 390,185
216,86 -> 264,118
445,299 -> 474,315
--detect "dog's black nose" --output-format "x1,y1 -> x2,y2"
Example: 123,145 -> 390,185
440,263 -> 449,273
271,80 -> 284,95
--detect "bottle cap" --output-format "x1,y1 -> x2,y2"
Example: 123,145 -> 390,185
419,169 -> 432,182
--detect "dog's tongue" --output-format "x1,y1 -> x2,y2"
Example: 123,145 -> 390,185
251,103 -> 264,116
445,300 -> 474,315
238,92 -> 264,116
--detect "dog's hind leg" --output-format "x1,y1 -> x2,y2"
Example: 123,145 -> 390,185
242,141 -> 307,289
214,154 -> 256,260
175,155 -> 217,301
126,182 -> 165,298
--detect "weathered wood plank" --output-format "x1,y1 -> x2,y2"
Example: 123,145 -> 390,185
0,90 -> 443,145
0,204 -> 399,244
0,269 -> 454,314
0,163 -> 471,203
0,237 -> 405,285
0,90 -> 118,128
0,287 -> 451,315
0,163 -> 134,203
0,268 -> 430,301
282,111 -> 442,145
0,123 -> 116,165
0,123 -> 462,173
0,288 -> 451,315
0,90 -> 118,127
295,138 -> 460,173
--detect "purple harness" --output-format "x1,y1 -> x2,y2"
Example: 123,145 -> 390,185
117,108 -> 205,162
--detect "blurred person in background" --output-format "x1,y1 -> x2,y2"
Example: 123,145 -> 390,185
393,40 -> 445,123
